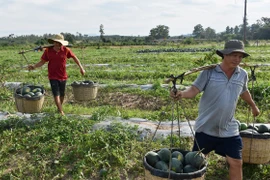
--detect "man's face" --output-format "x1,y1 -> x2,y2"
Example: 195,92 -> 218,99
223,52 -> 244,68
53,41 -> 62,48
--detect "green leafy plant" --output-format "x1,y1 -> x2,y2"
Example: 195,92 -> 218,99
1,43 -> 270,179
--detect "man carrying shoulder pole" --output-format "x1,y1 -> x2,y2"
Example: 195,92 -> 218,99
28,34 -> 85,116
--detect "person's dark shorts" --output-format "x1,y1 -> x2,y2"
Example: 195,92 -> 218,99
192,132 -> 243,159
49,79 -> 66,97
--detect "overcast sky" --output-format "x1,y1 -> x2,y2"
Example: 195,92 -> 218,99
0,0 -> 269,37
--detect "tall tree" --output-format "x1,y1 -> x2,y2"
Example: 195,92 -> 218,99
261,17 -> 270,26
230,27 -> 234,34
250,24 -> 261,39
225,26 -> 231,34
149,25 -> 169,39
8,34 -> 14,38
234,26 -> 240,35
99,24 -> 105,42
64,33 -> 75,44
192,24 -> 204,38
204,27 -> 216,39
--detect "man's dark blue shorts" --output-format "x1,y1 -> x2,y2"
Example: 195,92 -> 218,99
192,132 -> 243,159
49,80 -> 66,97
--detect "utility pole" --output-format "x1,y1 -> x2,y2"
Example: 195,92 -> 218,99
243,0 -> 247,43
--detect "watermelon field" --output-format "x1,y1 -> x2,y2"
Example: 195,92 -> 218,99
0,41 -> 270,179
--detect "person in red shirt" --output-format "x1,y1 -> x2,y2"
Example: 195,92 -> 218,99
28,34 -> 85,116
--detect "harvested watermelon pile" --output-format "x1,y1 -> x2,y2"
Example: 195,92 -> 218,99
238,121 -> 270,135
71,80 -> 96,86
145,148 -> 206,174
15,85 -> 45,99
71,80 -> 99,101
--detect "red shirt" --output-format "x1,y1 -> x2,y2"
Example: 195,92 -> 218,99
41,46 -> 75,80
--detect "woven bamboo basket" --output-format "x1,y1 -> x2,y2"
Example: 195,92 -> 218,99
71,82 -> 98,101
14,85 -> 45,113
241,132 -> 270,164
143,148 -> 207,180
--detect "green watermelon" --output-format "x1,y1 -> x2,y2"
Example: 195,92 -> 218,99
190,152 -> 206,169
35,92 -> 43,96
155,161 -> 169,171
28,92 -> 35,97
183,164 -> 198,173
157,148 -> 171,163
23,94 -> 31,98
22,87 -> 31,95
170,158 -> 183,173
240,129 -> 259,135
32,88 -> 42,93
171,151 -> 184,163
240,123 -> 248,131
185,151 -> 206,169
247,125 -> 259,131
258,124 -> 269,133
145,151 -> 160,167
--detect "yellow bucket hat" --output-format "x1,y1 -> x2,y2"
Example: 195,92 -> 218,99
47,34 -> 69,46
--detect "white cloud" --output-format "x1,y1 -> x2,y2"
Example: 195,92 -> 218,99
0,0 -> 269,37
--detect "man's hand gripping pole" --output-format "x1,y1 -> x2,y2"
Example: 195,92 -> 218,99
165,73 -> 185,95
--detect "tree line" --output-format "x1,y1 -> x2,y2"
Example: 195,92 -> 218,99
192,17 -> 270,41
0,17 -> 269,47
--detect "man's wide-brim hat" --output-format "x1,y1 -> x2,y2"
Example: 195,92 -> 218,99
48,34 -> 69,46
216,39 -> 250,58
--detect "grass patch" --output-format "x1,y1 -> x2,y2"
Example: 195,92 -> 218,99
1,43 -> 270,179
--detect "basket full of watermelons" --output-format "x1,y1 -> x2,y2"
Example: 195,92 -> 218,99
14,84 -> 45,113
143,148 -> 207,180
71,80 -> 98,101
238,121 -> 270,164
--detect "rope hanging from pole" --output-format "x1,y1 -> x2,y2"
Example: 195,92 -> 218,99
249,66 -> 257,82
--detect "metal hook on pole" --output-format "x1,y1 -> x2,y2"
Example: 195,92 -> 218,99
249,66 -> 257,82
165,73 -> 185,95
